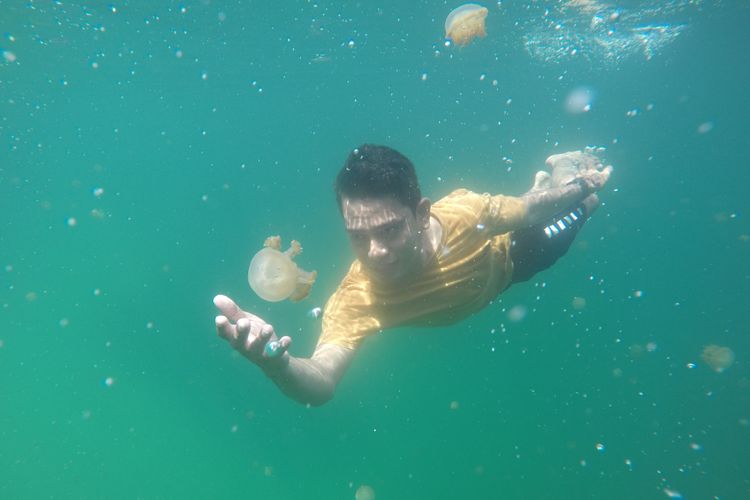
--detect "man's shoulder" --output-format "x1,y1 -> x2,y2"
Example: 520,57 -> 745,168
433,188 -> 482,209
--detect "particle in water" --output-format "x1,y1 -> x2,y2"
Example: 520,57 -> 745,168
697,121 -> 714,134
507,304 -> 527,322
595,442 -> 605,452
450,400 -> 460,410
103,376 -> 115,387
59,318 -> 70,328
67,217 -> 77,227
2,50 -> 16,63
689,442 -> 702,451
90,208 -> 106,219
93,187 -> 104,197
633,290 -> 644,298
421,73 -> 428,81
663,488 -> 682,499
565,87 -> 595,114
572,296 -> 586,310
307,307 -> 322,319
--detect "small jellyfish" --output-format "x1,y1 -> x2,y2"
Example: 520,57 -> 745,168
445,3 -> 489,47
354,485 -> 376,500
700,344 -> 735,373
248,235 -> 317,302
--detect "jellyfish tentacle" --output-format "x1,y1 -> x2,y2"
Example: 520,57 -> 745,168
264,235 -> 282,250
285,240 -> 303,259
289,269 -> 318,302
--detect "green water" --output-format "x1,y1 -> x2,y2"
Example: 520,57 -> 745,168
1,1 -> 748,499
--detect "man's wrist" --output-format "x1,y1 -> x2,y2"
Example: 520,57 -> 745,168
260,355 -> 290,379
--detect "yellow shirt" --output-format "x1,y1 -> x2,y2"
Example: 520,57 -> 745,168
319,189 -> 528,350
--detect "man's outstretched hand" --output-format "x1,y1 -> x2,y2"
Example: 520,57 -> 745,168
214,294 -> 291,372
531,149 -> 613,193
546,149 -> 613,192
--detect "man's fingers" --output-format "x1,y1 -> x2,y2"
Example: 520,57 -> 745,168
277,336 -> 292,352
245,324 -> 273,354
264,335 -> 292,359
216,316 -> 237,342
235,318 -> 255,348
213,294 -> 245,322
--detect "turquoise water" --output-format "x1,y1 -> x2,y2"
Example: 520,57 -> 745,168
2,1 -> 749,498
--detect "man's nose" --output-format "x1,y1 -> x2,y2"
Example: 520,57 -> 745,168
368,239 -> 388,259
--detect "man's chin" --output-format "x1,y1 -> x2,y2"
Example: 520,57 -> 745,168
366,265 -> 405,285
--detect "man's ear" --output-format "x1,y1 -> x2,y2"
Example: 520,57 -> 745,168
416,198 -> 432,229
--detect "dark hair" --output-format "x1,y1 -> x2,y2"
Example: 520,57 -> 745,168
334,144 -> 421,213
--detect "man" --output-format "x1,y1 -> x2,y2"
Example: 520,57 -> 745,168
214,145 -> 612,406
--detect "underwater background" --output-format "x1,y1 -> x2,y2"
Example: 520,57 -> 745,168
1,1 -> 749,499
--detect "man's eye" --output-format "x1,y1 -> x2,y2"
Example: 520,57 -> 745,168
382,225 -> 400,237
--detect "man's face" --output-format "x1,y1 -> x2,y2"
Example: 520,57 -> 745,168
341,196 -> 428,285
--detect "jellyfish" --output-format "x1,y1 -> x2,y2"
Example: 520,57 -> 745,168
445,3 -> 489,47
700,344 -> 735,373
248,235 -> 317,302
354,485 -> 376,500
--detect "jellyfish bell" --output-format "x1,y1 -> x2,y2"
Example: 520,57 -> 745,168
445,3 -> 489,47
248,235 -> 317,302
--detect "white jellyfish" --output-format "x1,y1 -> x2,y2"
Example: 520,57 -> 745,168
445,4 -> 489,47
700,344 -> 735,373
248,235 -> 317,302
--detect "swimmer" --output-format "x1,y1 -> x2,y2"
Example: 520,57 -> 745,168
214,145 -> 612,406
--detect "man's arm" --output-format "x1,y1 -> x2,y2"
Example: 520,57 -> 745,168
261,343 -> 355,406
214,295 -> 355,406
519,150 -> 612,226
